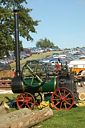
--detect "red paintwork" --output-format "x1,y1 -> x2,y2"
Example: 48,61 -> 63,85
17,92 -> 35,110
51,87 -> 74,110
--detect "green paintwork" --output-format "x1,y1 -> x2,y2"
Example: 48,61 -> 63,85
44,93 -> 52,103
24,77 -> 56,93
39,77 -> 56,92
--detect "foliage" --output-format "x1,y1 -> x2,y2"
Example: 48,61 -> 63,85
36,38 -> 51,48
0,0 -> 39,58
36,38 -> 59,48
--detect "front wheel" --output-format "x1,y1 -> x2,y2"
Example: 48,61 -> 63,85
17,92 -> 35,110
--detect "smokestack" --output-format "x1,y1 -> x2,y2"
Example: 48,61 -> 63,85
13,10 -> 20,76
11,10 -> 23,93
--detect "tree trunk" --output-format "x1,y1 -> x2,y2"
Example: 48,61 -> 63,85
0,107 -> 53,128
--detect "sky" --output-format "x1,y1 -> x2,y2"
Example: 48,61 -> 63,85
21,0 -> 85,49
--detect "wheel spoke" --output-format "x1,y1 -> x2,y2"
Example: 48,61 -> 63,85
65,100 -> 71,106
28,97 -> 33,101
37,70 -> 45,74
66,98 -> 73,100
60,102 -> 62,109
53,98 -> 61,101
29,101 -> 34,104
31,76 -> 35,85
26,104 -> 31,109
21,95 -> 24,99
34,62 -> 38,71
65,92 -> 71,98
26,65 -> 33,73
18,99 -> 24,102
19,103 -> 24,107
54,93 -> 61,98
24,74 -> 33,77
35,74 -> 43,82
58,89 -> 62,97
55,101 -> 60,106
26,93 -> 28,97
64,103 -> 67,109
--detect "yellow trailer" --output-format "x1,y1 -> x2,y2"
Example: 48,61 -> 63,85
68,59 -> 85,74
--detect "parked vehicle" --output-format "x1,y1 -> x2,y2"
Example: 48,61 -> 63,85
23,48 -> 32,56
5,58 -> 14,63
68,60 -> 85,74
20,52 -> 30,59
31,49 -> 40,54
0,59 -> 10,64
0,63 -> 11,71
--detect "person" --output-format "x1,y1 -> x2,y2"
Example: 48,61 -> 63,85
12,69 -> 15,76
64,61 -> 68,69
58,58 -> 62,67
58,58 -> 61,63
56,62 -> 60,69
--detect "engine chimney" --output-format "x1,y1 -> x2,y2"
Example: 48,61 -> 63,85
11,10 -> 24,93
14,10 -> 20,76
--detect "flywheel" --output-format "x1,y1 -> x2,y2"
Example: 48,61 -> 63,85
21,60 -> 47,87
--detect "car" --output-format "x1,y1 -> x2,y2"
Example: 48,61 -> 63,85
20,52 -> 30,59
31,50 -> 40,54
23,48 -> 32,56
0,59 -> 9,64
5,58 -> 14,63
0,63 -> 11,71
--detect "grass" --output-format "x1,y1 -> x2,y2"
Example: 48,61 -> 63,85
0,93 -> 85,128
0,94 -> 19,112
33,107 -> 85,128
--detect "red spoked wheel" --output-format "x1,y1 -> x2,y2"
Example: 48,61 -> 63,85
17,92 -> 35,110
51,87 -> 74,110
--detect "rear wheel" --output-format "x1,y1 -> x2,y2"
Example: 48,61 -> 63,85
51,87 -> 74,110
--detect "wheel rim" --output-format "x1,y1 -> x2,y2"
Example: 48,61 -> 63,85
22,60 -> 47,87
51,87 -> 74,110
17,92 -> 35,110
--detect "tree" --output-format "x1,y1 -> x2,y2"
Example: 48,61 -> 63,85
0,0 -> 39,58
36,38 -> 55,48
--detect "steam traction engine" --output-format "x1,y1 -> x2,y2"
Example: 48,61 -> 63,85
11,10 -> 78,110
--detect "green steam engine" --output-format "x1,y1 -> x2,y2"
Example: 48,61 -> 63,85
11,10 -> 78,110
